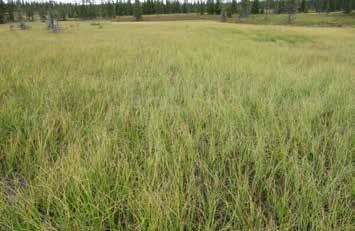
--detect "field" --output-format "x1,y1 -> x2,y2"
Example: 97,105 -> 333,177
0,21 -> 354,229
112,12 -> 355,27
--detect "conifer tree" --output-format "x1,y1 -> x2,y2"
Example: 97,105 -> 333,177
198,1 -> 205,15
133,0 -> 142,20
343,0 -> 352,13
7,0 -> 15,22
251,0 -> 260,14
127,0 -> 132,15
239,0 -> 249,19
231,0 -> 237,14
48,0 -> 59,32
300,0 -> 307,12
220,5 -> 227,22
38,6 -> 47,22
207,0 -> 214,14
287,0 -> 296,24
0,0 -> 5,24
215,0 -> 221,14
226,4 -> 233,17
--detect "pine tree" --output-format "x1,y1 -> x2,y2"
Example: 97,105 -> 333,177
48,0 -> 59,32
127,0 -> 132,15
220,5 -> 227,22
314,0 -> 322,12
207,0 -> 214,14
38,5 -> 47,22
251,0 -> 260,14
226,4 -> 233,17
325,0 -> 331,12
329,0 -> 336,11
300,0 -> 307,12
239,0 -> 249,19
264,0 -> 273,20
58,4 -> 67,20
133,0 -> 142,20
215,0 -> 221,14
25,3 -> 34,21
343,0 -> 352,13
0,0 -> 5,24
182,0 -> 188,13
287,0 -> 296,24
7,1 -> 15,22
231,0 -> 237,14
198,1 -> 205,15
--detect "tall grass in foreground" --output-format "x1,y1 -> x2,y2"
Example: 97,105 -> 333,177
0,21 -> 354,230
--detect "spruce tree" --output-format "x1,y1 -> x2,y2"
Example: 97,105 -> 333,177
48,0 -> 59,32
38,6 -> 47,22
300,0 -> 307,12
329,0 -> 336,11
325,0 -> 331,13
226,4 -> 233,17
286,0 -> 296,24
8,1 -> 15,22
127,0 -> 132,15
220,5 -> 227,22
0,0 -> 5,24
251,0 -> 260,14
343,0 -> 352,13
215,0 -> 221,14
207,0 -> 214,14
239,0 -> 249,19
198,1 -> 205,15
133,0 -> 142,20
231,0 -> 237,14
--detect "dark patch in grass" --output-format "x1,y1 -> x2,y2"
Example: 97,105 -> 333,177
216,27 -> 247,35
253,33 -> 312,45
3,173 -> 27,202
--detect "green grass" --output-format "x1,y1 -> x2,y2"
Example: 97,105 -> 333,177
0,21 -> 354,230
112,12 -> 355,27
242,12 -> 355,27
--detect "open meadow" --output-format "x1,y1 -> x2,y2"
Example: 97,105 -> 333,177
0,21 -> 354,229
113,12 -> 355,27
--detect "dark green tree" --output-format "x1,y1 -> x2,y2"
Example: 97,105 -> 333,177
220,5 -> 227,21
198,1 -> 205,15
58,4 -> 67,20
38,6 -> 47,22
7,1 -> 15,22
300,0 -> 307,12
251,0 -> 260,14
207,0 -> 214,14
239,0 -> 249,19
48,0 -> 59,32
127,0 -> 132,15
0,0 -> 5,24
215,0 -> 221,14
226,4 -> 233,17
133,0 -> 142,20
25,3 -> 34,21
286,0 -> 296,24
230,0 -> 237,14
343,0 -> 352,13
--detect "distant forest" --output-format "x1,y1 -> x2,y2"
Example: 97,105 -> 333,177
0,0 -> 353,23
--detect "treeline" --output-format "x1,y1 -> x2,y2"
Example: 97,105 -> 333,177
0,0 -> 353,23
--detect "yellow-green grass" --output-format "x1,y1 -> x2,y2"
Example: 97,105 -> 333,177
113,13 -> 220,22
0,21 -> 354,229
